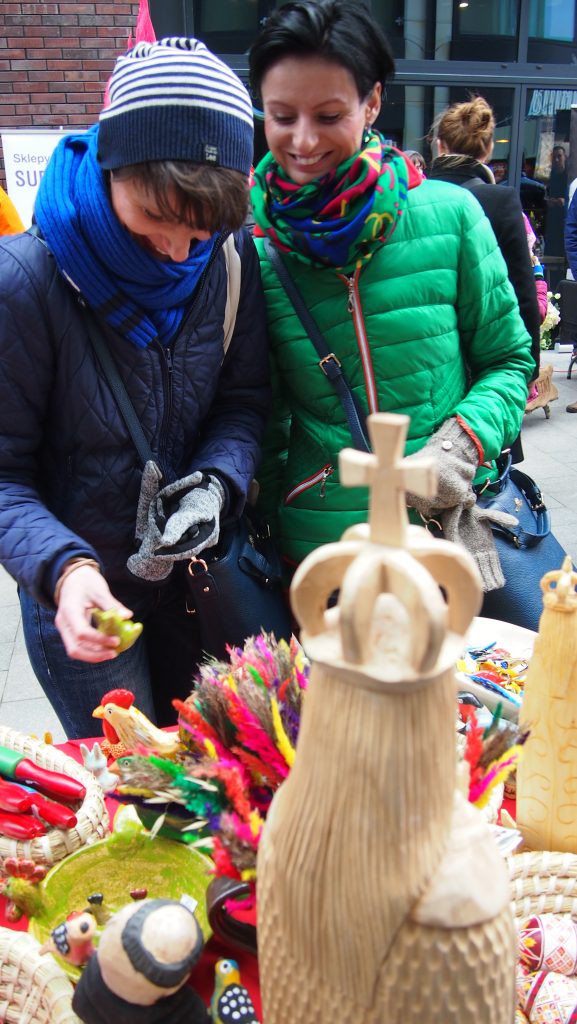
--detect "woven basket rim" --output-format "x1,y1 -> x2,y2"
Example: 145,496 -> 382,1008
508,849 -> 577,923
0,927 -> 80,1023
0,726 -> 109,868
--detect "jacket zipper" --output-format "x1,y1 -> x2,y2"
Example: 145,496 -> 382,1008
285,463 -> 334,505
337,268 -> 379,416
156,342 -> 174,475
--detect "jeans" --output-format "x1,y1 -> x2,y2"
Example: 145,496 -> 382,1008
20,569 -> 202,739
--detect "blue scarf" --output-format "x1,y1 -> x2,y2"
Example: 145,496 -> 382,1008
34,125 -> 216,348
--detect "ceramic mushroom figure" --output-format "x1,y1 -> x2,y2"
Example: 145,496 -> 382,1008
256,413 -> 517,1024
516,555 -> 577,853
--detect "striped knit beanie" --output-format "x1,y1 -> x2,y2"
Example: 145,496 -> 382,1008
98,37 -> 253,175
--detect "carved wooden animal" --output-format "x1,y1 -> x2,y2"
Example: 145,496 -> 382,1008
517,555 -> 577,852
257,413 -> 517,1024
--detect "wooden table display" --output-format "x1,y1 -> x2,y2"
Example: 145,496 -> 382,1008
256,413 -> 517,1024
516,556 -> 577,853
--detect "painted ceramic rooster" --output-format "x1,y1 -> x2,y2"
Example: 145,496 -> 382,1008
92,700 -> 181,758
97,688 -> 135,758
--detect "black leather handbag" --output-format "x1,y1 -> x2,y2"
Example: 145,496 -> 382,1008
185,506 -> 292,660
477,457 -> 571,632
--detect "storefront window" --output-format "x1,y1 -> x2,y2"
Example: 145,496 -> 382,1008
529,0 -> 575,42
371,85 -> 514,181
523,87 -> 574,287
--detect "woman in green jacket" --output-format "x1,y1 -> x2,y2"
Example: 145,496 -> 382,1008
249,0 -> 535,619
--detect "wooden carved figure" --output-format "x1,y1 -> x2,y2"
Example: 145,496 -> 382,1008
516,555 -> 577,852
257,413 -> 517,1024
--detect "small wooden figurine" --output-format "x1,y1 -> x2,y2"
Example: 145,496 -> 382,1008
40,909 -> 97,966
72,897 -> 209,1023
256,413 -> 517,1024
516,555 -> 577,852
211,958 -> 260,1023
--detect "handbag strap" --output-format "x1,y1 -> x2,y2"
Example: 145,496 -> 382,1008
264,238 -> 371,452
508,467 -> 550,546
84,310 -> 155,469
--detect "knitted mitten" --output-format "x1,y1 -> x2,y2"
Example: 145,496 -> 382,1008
127,473 -> 225,582
406,418 -> 479,520
440,504 -> 518,592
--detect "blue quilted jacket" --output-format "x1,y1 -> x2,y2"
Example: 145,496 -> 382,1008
0,229 -> 270,606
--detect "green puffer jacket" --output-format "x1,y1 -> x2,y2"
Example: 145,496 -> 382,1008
254,178 -> 535,570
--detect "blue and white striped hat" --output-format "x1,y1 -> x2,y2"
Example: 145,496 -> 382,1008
98,37 -> 253,176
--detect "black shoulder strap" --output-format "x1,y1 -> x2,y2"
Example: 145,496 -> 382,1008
264,238 -> 371,453
28,223 -> 155,469
84,311 -> 155,469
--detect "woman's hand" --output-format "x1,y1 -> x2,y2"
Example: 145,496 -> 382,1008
54,565 -> 134,663
406,418 -> 479,519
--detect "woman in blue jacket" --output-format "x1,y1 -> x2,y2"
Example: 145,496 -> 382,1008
0,39 -> 270,737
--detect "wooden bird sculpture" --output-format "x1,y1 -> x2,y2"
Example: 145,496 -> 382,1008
516,555 -> 577,852
211,958 -> 259,1024
256,413 -> 517,1024
92,701 -> 181,758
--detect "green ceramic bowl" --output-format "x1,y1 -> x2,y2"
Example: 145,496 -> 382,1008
29,826 -> 213,981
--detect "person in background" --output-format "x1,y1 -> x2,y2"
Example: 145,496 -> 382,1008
0,38 -> 270,738
523,212 -> 548,324
403,149 -> 426,177
0,186 -> 24,235
427,95 -> 541,458
545,144 -> 569,281
249,0 -> 534,626
564,189 -> 577,413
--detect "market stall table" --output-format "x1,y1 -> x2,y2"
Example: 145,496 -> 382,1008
0,736 -> 261,1018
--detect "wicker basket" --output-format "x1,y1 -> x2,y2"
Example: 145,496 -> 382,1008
0,726 -> 109,868
0,928 -> 80,1023
508,850 -> 577,924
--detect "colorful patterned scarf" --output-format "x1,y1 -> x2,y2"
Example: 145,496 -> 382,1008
251,130 -> 419,273
34,124 -> 216,348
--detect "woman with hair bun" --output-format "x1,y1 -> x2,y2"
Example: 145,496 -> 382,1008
428,95 -> 541,418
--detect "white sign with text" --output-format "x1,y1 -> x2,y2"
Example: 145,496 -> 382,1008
1,128 -> 84,228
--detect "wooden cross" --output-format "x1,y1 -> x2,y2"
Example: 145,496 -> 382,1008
339,413 -> 438,548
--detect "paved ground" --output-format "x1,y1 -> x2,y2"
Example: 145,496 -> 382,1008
0,348 -> 574,744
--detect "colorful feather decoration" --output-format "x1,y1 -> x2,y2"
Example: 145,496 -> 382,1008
461,705 -> 528,809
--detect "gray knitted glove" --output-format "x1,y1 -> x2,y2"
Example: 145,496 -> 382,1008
441,504 -> 519,592
406,418 -> 479,520
127,473 -> 225,582
134,460 -> 163,539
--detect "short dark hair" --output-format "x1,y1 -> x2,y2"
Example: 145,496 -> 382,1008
110,161 -> 249,234
249,0 -> 395,102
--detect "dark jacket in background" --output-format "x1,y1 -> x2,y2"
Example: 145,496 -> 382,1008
429,155 -> 541,381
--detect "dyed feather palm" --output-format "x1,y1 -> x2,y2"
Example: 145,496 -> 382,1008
461,704 -> 528,809
111,633 -> 309,884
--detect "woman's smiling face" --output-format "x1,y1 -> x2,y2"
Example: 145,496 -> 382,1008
260,56 -> 381,186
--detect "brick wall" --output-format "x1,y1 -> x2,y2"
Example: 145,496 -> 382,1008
0,2 -> 140,181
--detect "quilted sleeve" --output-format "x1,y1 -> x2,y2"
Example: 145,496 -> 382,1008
0,239 -> 100,606
451,195 -> 535,461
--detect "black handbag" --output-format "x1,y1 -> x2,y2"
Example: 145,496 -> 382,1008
85,311 -> 292,659
185,505 -> 292,660
477,457 -> 571,632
